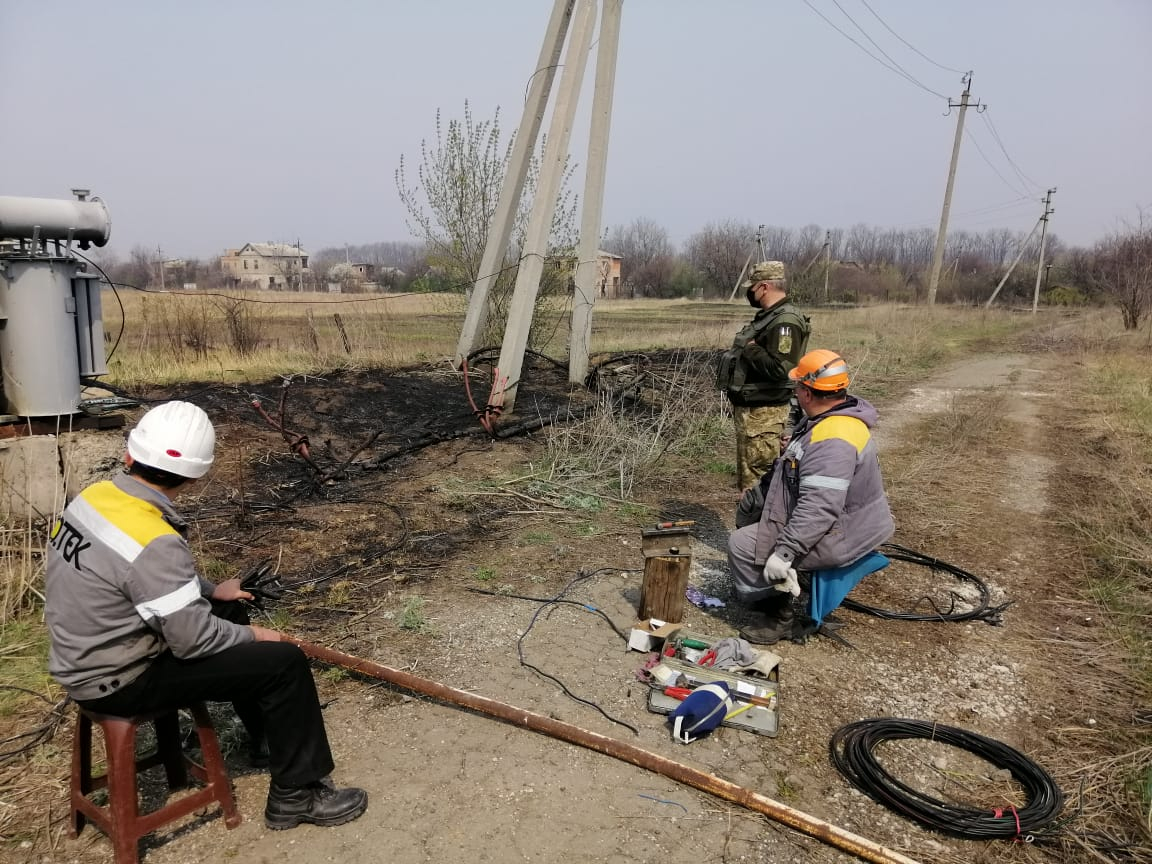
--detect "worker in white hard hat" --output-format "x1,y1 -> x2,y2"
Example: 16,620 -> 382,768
45,401 -> 368,831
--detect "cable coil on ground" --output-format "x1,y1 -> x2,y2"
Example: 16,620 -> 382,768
842,543 -> 1012,624
830,718 -> 1064,842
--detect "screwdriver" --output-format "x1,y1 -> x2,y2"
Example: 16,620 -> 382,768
662,686 -> 775,708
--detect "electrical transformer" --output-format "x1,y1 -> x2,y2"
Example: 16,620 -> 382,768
0,190 -> 111,417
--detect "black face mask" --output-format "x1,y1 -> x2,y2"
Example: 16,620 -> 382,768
746,287 -> 759,307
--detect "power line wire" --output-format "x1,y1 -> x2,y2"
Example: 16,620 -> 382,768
798,0 -> 948,100
981,109 -> 1043,194
964,127 -> 1032,198
827,0 -> 950,98
856,0 -> 966,74
888,196 -> 1035,230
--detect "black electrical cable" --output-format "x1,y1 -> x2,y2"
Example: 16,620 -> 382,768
467,587 -> 631,642
830,718 -> 1065,842
0,687 -> 70,763
70,249 -> 127,363
841,543 -> 1013,625
478,567 -> 643,736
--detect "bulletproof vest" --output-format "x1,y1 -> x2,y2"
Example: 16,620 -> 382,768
716,303 -> 810,406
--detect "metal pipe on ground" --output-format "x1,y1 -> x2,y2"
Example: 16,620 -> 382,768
286,636 -> 923,864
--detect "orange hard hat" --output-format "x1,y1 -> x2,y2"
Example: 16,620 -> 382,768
789,349 -> 850,391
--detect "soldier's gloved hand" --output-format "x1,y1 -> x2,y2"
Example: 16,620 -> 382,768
763,552 -> 801,597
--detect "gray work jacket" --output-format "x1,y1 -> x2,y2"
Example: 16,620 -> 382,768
45,473 -> 253,700
753,396 -> 895,569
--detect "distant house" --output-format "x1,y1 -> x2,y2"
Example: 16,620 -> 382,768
556,250 -> 624,299
221,243 -> 310,290
596,250 -> 623,299
324,262 -> 407,293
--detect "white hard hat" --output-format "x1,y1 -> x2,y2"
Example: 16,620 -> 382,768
127,401 -> 216,479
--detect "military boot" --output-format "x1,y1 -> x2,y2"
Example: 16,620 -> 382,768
264,778 -> 368,830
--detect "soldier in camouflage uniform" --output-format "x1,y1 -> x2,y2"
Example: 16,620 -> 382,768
716,261 -> 810,490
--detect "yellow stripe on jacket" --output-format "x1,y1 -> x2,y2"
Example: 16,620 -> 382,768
77,481 -> 179,550
810,415 -> 870,453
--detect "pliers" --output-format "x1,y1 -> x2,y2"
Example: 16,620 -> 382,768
238,558 -> 285,609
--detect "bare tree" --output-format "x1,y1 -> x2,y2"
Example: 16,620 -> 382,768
685,220 -> 755,298
607,218 -> 675,297
395,101 -> 577,289
395,101 -> 578,347
1071,216 -> 1152,330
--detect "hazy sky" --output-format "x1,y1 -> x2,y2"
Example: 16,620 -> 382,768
2,1 -> 1148,260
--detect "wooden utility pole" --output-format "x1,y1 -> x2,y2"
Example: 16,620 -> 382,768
569,0 -> 623,387
495,0 -> 597,411
927,72 -> 981,305
1031,188 -> 1056,314
454,0 -> 576,368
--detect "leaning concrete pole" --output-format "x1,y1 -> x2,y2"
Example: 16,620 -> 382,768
453,0 -> 577,369
569,0 -> 623,386
926,73 -> 976,305
496,0 -> 597,411
984,216 -> 1041,308
1031,187 -> 1056,314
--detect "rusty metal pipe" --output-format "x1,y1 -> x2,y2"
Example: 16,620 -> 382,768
287,636 -> 922,864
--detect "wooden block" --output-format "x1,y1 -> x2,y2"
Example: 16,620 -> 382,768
639,555 -> 691,623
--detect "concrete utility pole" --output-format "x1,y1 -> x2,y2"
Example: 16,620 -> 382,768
569,0 -> 623,387
822,230 -> 832,303
727,224 -> 766,302
926,72 -> 982,305
454,0 -> 577,368
984,216 -> 1042,308
157,246 -> 166,291
495,0 -> 597,410
1031,187 -> 1057,314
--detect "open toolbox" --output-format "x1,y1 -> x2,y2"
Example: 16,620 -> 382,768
645,627 -> 780,737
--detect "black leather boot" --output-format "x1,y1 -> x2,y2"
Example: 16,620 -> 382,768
264,779 -> 368,830
739,603 -> 797,645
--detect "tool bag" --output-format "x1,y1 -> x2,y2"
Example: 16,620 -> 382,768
668,682 -> 732,744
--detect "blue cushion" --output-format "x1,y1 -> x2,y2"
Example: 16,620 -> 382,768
809,552 -> 890,624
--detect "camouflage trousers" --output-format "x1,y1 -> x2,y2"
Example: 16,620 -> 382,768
733,403 -> 790,490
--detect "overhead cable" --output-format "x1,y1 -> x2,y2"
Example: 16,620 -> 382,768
964,128 -> 1032,199
828,0 -> 951,99
857,0 -> 966,74
798,0 -> 948,100
981,109 -> 1043,194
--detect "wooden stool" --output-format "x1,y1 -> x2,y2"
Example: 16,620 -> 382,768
70,702 -> 241,864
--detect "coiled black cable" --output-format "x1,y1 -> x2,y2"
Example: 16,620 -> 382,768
830,718 -> 1065,841
841,543 -> 1013,625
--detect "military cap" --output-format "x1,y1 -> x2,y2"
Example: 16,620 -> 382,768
741,260 -> 787,288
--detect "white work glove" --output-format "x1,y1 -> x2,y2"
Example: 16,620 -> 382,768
763,552 -> 801,597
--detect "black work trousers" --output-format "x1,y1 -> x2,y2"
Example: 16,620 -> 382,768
78,606 -> 334,788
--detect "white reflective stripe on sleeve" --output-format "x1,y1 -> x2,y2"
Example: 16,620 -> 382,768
800,474 -> 851,491
67,495 -> 144,563
135,577 -> 202,622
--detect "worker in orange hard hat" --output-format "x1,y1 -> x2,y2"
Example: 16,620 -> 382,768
727,350 -> 895,644
45,402 -> 369,831
715,260 -> 811,490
